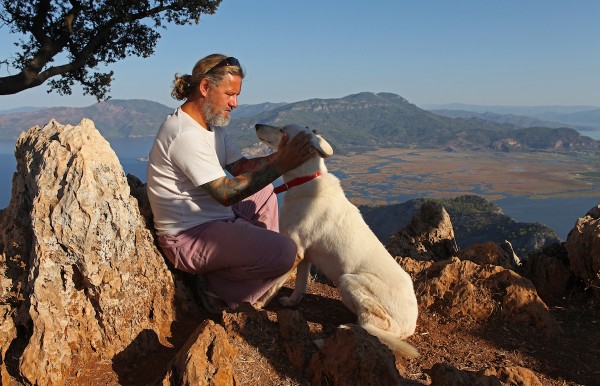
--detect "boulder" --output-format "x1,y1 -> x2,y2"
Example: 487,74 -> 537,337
387,201 -> 458,260
308,324 -> 406,385
160,320 -> 238,386
0,119 -> 197,385
277,309 -> 314,371
458,241 -> 521,270
428,362 -> 542,386
397,256 -> 561,335
522,243 -> 573,304
565,205 -> 600,300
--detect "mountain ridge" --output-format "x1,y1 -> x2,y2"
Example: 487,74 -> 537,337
0,94 -> 598,153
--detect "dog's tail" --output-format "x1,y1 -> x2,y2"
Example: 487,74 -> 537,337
362,323 -> 420,358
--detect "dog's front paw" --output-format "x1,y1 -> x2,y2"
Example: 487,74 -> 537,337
279,296 -> 300,307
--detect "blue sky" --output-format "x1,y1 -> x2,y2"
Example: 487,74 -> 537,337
1,0 -> 599,110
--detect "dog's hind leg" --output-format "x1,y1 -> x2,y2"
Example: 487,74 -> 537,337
280,258 -> 311,306
338,274 -> 419,358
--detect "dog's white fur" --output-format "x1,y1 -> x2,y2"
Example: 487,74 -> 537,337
254,123 -> 419,358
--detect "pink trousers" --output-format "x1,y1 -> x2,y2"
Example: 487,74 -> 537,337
157,185 -> 296,308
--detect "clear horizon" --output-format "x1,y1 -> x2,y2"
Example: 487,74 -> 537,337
1,0 -> 599,110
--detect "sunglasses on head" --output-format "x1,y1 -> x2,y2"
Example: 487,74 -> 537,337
205,57 -> 240,75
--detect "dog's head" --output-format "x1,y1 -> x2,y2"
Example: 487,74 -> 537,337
255,123 -> 334,158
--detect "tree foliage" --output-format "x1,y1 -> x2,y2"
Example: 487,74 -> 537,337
0,0 -> 222,99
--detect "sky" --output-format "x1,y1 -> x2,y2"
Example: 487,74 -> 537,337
1,0 -> 599,110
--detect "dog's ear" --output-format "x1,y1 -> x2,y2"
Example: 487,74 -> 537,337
311,133 -> 334,158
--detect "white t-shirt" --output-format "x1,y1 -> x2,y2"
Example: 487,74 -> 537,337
146,108 -> 243,236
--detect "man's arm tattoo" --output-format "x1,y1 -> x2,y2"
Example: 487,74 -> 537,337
202,162 -> 280,206
226,154 -> 277,176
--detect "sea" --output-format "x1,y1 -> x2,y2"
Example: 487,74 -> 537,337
0,138 -> 597,241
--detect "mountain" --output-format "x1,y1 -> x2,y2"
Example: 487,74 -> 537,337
232,102 -> 288,118
1,94 -> 598,153
227,92 -> 599,152
0,106 -> 47,115
0,99 -> 174,139
431,109 -> 569,129
424,103 -> 600,131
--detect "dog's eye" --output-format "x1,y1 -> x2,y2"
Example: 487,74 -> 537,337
279,129 -> 284,133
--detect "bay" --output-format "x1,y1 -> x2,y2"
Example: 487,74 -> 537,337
0,138 -> 597,241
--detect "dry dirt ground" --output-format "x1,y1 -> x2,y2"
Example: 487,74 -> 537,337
92,275 -> 599,386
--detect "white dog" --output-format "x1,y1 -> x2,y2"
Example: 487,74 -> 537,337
254,123 -> 419,358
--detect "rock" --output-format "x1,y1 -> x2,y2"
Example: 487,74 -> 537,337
0,120 -> 198,385
401,256 -> 561,335
387,201 -> 458,260
308,324 -> 406,386
565,205 -> 600,300
522,243 -> 573,304
160,320 -> 238,386
428,362 -> 542,386
277,309 -> 314,371
459,241 -> 521,270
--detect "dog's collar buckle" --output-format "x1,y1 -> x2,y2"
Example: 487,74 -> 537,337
274,172 -> 323,194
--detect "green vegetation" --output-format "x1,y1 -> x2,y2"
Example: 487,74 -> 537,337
0,0 -> 221,98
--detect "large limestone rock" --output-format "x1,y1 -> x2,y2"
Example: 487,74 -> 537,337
565,204 -> 600,300
0,119 -> 195,385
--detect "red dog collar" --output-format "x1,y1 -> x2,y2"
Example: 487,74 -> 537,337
274,172 -> 323,194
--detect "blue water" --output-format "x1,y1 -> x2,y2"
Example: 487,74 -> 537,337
0,139 -> 597,240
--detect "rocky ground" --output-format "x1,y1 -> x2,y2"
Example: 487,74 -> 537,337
3,121 -> 599,386
102,274 -> 599,386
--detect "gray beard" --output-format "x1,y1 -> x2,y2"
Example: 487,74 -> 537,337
202,102 -> 230,127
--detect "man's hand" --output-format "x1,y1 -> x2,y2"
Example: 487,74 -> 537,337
272,132 -> 315,174
203,132 -> 315,207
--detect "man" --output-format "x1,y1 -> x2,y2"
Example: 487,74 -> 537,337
146,54 -> 313,312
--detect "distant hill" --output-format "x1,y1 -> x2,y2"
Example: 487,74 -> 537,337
227,92 -> 599,152
431,109 -> 568,129
0,106 -> 47,115
0,94 -> 598,153
232,102 -> 288,118
424,103 -> 600,131
0,99 -> 174,139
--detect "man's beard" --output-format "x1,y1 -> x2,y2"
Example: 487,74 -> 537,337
202,101 -> 230,127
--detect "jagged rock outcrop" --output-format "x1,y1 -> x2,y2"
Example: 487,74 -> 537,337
458,240 -> 521,270
0,119 -> 198,385
522,243 -> 573,304
308,324 -> 406,386
277,309 -> 314,371
428,362 -> 542,386
387,201 -> 458,260
565,205 -> 600,300
397,256 -> 561,335
161,320 -> 238,386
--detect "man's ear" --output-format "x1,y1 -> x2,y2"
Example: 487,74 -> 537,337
199,77 -> 211,97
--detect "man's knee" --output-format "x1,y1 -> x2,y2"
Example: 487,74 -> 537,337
275,236 -> 297,273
